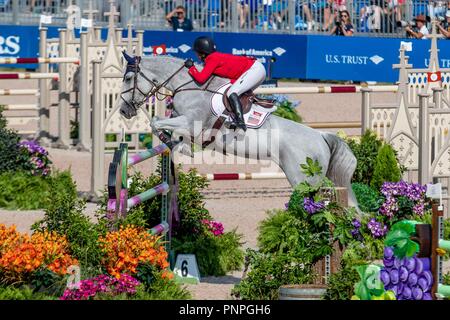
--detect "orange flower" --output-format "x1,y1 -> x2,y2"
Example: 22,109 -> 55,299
99,225 -> 170,276
0,224 -> 78,283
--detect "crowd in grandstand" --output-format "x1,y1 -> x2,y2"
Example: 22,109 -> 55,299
1,0 -> 449,38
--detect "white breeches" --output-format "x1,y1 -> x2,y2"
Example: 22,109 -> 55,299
227,60 -> 266,97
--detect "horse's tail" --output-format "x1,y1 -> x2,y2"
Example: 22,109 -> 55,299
320,132 -> 359,210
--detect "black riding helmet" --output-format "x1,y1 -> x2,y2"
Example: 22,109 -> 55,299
193,36 -> 216,56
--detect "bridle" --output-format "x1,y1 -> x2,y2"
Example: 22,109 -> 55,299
120,55 -> 186,113
120,54 -> 223,114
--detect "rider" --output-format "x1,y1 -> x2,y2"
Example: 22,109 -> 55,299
184,36 -> 266,131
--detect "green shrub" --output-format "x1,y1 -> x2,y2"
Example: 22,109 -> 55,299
172,230 -> 244,277
370,144 -> 402,191
323,265 -> 360,300
257,209 -> 331,262
352,182 -> 384,213
0,107 -> 23,174
231,249 -> 314,300
0,170 -> 75,210
0,285 -> 57,300
346,130 -> 383,185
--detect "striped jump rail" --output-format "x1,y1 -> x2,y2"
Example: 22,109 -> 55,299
254,85 -> 398,95
0,73 -> 59,80
201,172 -> 286,180
107,142 -> 172,249
0,57 -> 80,65
0,89 -> 39,96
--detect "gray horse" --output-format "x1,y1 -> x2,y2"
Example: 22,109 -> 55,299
118,54 -> 359,207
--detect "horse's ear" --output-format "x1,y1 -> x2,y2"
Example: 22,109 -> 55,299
122,51 -> 135,64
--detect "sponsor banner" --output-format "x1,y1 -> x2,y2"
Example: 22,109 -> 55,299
2,24 -> 450,83
305,35 -> 434,82
141,31 -> 307,79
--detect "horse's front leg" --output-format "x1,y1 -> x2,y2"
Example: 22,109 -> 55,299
151,115 -> 194,157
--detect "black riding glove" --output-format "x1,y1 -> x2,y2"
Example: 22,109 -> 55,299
184,59 -> 194,68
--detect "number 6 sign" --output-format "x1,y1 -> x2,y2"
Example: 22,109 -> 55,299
173,254 -> 200,284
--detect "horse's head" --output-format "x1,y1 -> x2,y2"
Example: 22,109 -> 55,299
119,51 -> 159,119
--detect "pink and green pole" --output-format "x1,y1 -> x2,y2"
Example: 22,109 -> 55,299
128,144 -> 169,166
127,182 -> 170,209
149,221 -> 169,236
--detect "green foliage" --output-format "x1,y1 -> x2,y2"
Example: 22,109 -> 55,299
370,144 -> 402,191
70,120 -> 78,140
300,157 -> 322,177
0,107 -> 23,174
32,171 -> 106,271
323,264 -> 360,300
346,130 -> 383,185
257,210 -> 331,262
0,170 -> 76,210
232,249 -> 314,300
0,285 -> 57,300
273,99 -> 302,123
352,182 -> 384,213
173,231 -> 244,277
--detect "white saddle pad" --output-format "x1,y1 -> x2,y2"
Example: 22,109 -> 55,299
210,83 -> 277,129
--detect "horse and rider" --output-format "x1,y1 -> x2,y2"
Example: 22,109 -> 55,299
118,36 -> 359,209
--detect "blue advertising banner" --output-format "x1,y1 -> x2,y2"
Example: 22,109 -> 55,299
305,35 -> 437,82
141,31 -> 307,79
1,24 -> 449,83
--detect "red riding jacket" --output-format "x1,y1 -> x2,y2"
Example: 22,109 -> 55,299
188,52 -> 256,84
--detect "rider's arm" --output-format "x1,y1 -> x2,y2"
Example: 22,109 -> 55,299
188,59 -> 220,84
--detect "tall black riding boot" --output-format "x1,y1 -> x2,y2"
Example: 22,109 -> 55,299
228,93 -> 247,131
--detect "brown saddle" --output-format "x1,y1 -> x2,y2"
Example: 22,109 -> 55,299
222,87 -> 275,116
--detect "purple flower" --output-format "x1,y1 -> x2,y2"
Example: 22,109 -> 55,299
367,218 -> 388,238
352,219 -> 361,228
379,181 -> 427,218
303,197 -> 325,215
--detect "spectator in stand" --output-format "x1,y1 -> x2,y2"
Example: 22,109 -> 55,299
405,15 -> 429,39
166,5 -> 193,31
239,0 -> 259,28
330,9 -> 353,36
438,10 -> 450,38
322,0 -> 346,31
428,1 -> 449,20
360,0 -> 383,33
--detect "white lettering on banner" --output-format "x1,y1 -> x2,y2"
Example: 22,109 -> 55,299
0,36 -> 20,55
232,48 -> 274,57
325,54 -> 377,65
425,58 -> 450,68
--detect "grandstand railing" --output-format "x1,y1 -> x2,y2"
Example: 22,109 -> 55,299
0,0 -> 438,38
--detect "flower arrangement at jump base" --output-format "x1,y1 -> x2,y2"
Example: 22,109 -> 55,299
98,225 -> 172,279
201,219 -> 224,236
0,224 -> 77,284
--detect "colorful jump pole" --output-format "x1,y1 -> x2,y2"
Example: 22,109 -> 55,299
254,85 -> 398,95
128,144 -> 170,166
0,57 -> 80,64
149,222 -> 170,236
202,172 -> 286,180
0,73 -> 59,80
107,142 -> 173,257
127,182 -> 170,209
